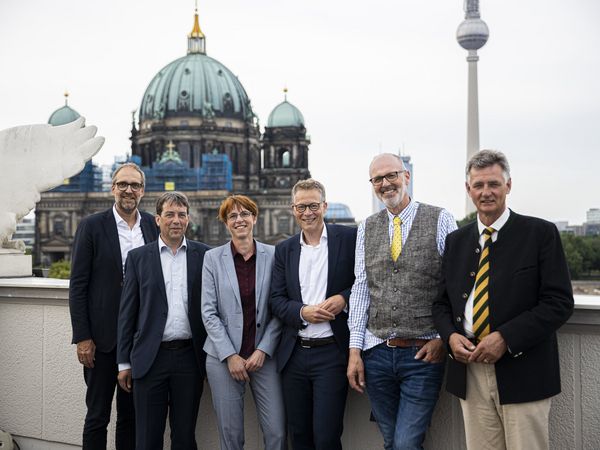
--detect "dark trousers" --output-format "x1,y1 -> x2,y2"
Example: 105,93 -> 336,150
133,345 -> 203,450
282,342 -> 348,450
83,349 -> 135,450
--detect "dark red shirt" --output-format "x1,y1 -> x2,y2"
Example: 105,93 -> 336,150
231,241 -> 256,359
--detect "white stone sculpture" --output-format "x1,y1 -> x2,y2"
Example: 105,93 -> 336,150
0,117 -> 104,277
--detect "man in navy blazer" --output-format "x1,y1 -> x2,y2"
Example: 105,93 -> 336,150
270,179 -> 357,450
117,192 -> 209,450
432,150 -> 574,449
69,163 -> 158,450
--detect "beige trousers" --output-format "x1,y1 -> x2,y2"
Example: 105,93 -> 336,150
459,362 -> 551,450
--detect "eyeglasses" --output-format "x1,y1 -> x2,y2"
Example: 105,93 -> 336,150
292,202 -> 322,213
114,181 -> 144,192
369,171 -> 405,185
227,211 -> 253,221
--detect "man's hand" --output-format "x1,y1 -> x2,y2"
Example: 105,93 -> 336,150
448,333 -> 476,364
300,305 -> 335,324
415,338 -> 445,363
227,354 -> 250,381
319,294 -> 346,316
347,348 -> 366,394
118,369 -> 132,393
245,350 -> 266,373
76,339 -> 96,368
469,331 -> 507,364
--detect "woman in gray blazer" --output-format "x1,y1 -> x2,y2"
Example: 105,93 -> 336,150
201,195 -> 285,450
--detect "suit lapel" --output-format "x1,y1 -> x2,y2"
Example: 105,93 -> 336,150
326,225 -> 340,298
290,239 -> 302,302
150,242 -> 168,306
102,208 -> 123,277
140,213 -> 156,244
186,243 -> 198,302
222,244 -> 242,307
255,242 -> 266,306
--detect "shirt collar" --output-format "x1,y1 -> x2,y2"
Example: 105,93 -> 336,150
386,199 -> 418,223
158,235 -> 187,253
300,223 -> 328,247
477,208 -> 511,234
112,204 -> 141,228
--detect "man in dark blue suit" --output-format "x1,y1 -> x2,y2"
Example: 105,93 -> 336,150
69,162 -> 158,450
117,192 -> 209,450
270,179 -> 357,450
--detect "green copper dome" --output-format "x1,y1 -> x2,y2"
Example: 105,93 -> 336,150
48,93 -> 81,126
139,53 -> 253,121
267,99 -> 304,128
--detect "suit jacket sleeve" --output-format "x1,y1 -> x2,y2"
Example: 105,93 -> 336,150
496,223 -> 574,354
69,219 -> 94,344
201,251 -> 237,362
117,253 -> 140,365
270,243 -> 304,329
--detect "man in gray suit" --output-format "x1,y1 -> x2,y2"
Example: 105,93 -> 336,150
202,195 -> 285,450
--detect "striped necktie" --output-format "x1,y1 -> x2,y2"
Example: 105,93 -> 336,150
391,216 -> 402,262
473,226 -> 494,340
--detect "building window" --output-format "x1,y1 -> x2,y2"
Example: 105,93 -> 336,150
282,151 -> 290,167
277,216 -> 290,235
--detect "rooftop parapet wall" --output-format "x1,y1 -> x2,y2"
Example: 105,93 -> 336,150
1,279 -> 599,449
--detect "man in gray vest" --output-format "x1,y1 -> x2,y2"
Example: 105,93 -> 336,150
347,153 -> 457,450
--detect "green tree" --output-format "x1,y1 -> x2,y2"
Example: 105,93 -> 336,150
48,260 -> 71,279
457,211 -> 477,228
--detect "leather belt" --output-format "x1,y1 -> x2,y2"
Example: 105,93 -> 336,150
160,339 -> 192,350
297,336 -> 336,348
386,338 -> 429,348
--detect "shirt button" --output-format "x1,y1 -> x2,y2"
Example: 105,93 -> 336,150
393,287 -> 398,292
392,306 -> 397,311
393,269 -> 399,274
462,293 -> 468,299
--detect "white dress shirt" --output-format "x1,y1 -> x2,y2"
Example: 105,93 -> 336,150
463,208 -> 511,337
298,226 -> 334,338
158,236 -> 192,342
112,205 -> 145,275
348,201 -> 458,350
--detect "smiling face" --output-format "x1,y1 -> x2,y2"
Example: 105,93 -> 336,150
466,163 -> 512,225
155,200 -> 189,248
111,166 -> 145,216
292,188 -> 327,237
225,204 -> 256,241
369,154 -> 411,214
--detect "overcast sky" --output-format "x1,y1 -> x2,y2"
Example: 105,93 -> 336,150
1,0 -> 598,224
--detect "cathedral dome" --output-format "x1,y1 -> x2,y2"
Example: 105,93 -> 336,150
267,97 -> 304,128
48,93 -> 80,126
139,12 -> 252,122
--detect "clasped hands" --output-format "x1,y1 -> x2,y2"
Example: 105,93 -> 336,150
449,331 -> 507,364
227,349 -> 267,382
300,294 -> 346,324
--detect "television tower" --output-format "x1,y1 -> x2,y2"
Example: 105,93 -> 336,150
457,0 -> 489,215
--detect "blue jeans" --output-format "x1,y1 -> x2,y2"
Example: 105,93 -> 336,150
363,343 -> 444,450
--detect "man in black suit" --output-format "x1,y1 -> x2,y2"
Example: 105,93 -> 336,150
270,178 -> 356,450
117,191 -> 209,450
432,150 -> 574,449
69,162 -> 158,450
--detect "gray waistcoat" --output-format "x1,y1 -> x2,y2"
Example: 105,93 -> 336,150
364,204 -> 443,339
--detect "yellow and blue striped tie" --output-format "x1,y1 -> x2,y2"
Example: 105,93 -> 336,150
391,216 -> 402,262
473,227 -> 494,340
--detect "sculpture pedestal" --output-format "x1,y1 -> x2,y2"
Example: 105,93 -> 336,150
0,251 -> 32,277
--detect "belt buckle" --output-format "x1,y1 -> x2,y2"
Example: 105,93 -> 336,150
386,339 -> 397,348
300,338 -> 311,349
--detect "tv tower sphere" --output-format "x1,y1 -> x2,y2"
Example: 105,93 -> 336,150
457,18 -> 489,51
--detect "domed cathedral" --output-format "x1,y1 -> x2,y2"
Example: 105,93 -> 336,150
131,9 -> 261,192
261,88 -> 311,190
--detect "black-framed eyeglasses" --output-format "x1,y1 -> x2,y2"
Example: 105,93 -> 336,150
227,210 -> 253,221
292,202 -> 321,213
369,170 -> 405,185
114,181 -> 144,192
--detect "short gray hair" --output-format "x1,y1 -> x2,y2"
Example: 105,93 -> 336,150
156,192 -> 189,215
466,149 -> 511,181
291,178 -> 326,202
112,162 -> 146,185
